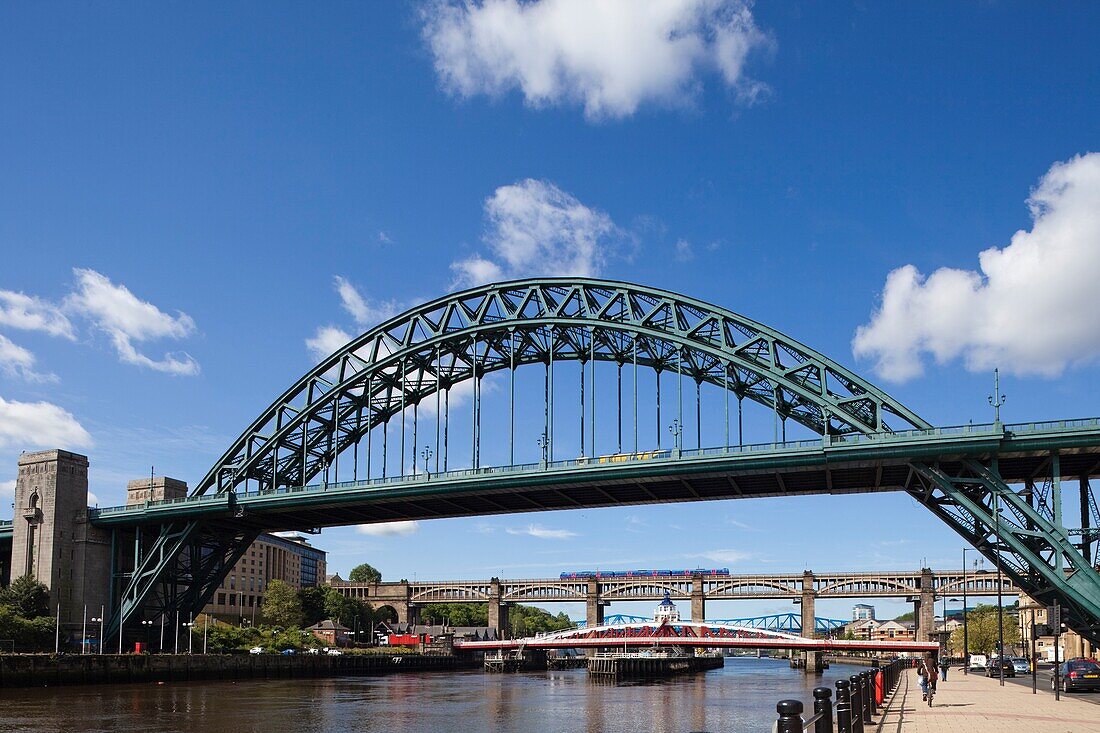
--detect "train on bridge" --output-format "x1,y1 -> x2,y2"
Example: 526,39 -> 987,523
560,568 -> 730,579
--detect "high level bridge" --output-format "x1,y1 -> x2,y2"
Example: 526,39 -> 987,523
2,278 -> 1098,645
332,569 -> 1018,636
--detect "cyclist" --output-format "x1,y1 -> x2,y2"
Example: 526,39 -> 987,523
919,654 -> 939,703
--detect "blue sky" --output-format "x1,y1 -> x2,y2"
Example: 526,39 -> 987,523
2,2 -> 1098,621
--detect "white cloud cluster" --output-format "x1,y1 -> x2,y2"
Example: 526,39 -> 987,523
306,277 -> 402,362
505,523 -> 577,539
65,269 -> 199,376
0,290 -> 75,339
0,396 -> 92,450
356,520 -> 421,537
853,153 -> 1100,382
690,548 -> 750,564
452,179 -> 621,288
422,0 -> 770,120
0,268 -> 200,381
0,479 -> 15,498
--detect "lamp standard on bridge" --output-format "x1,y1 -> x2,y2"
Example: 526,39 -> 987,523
141,619 -> 155,652
669,420 -> 682,456
537,433 -> 548,467
421,446 -> 433,478
91,611 -> 104,654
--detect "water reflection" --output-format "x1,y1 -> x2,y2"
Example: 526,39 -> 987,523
0,658 -> 856,733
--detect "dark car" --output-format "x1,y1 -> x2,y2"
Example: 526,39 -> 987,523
985,658 -> 1016,678
1053,659 -> 1100,692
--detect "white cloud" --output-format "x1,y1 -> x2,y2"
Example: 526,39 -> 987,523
87,491 -> 100,506
505,523 -> 578,539
378,231 -> 393,245
64,269 -> 199,376
853,153 -> 1100,381
422,0 -> 771,120
0,479 -> 14,498
356,520 -> 421,536
452,179 -> 622,288
0,290 -> 75,339
0,334 -> 56,383
306,325 -> 354,362
689,548 -> 751,564
0,396 -> 92,450
674,239 -> 695,262
334,276 -> 400,328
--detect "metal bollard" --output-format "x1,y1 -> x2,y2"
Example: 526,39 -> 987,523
776,699 -> 804,733
813,686 -> 833,733
868,669 -> 878,715
835,679 -> 852,733
849,674 -> 864,733
861,671 -> 873,723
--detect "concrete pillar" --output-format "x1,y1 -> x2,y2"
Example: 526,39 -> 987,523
804,650 -> 822,673
800,571 -> 816,638
487,578 -> 509,638
691,575 -> 705,621
586,578 -> 604,627
919,568 -> 936,643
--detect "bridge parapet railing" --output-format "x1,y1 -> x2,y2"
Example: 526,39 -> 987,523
87,416 -> 1100,517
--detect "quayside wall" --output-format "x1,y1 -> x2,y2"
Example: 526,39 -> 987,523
0,653 -> 458,688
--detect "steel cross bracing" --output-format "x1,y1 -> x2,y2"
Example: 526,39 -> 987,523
102,278 -> 1100,646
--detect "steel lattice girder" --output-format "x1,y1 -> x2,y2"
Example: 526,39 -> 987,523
909,459 -> 1100,645
199,278 -> 930,498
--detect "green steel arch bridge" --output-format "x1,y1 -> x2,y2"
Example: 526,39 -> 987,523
16,278 -> 1100,644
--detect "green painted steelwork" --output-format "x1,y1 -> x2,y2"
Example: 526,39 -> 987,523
100,278 -> 1100,646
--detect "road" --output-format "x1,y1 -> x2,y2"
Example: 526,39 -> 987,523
963,666 -> 1100,707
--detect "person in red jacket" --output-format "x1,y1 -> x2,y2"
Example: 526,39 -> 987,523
919,654 -> 940,701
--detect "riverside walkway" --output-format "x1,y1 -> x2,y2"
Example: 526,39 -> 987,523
876,668 -> 1098,732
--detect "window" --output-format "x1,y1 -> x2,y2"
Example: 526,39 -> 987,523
218,593 -> 226,605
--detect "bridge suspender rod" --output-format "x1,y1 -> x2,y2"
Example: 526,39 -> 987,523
1081,476 -> 1092,563
382,406 -> 388,478
580,348 -> 585,457
677,348 -> 683,438
549,326 -> 554,461
617,362 -> 622,455
331,402 -> 337,483
436,346 -> 441,473
696,379 -> 702,450
444,386 -> 449,471
656,369 -> 662,450
353,403 -> 359,482
738,394 -> 743,448
400,360 -> 406,477
412,401 -> 418,477
1054,452 -> 1062,572
509,331 -> 514,466
590,332 -> 595,458
724,365 -> 729,450
472,336 -> 478,470
633,337 -> 638,454
302,423 -> 308,485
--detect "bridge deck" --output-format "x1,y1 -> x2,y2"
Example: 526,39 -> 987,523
81,419 -> 1100,534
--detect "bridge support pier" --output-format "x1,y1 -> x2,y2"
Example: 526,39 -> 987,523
488,580 -> 510,638
803,650 -> 823,674
691,575 -> 705,621
917,568 -> 936,643
586,580 -> 605,627
800,571 -> 816,639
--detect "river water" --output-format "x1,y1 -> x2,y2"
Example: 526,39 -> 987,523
0,658 -> 857,733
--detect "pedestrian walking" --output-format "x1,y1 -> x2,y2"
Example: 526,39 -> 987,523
939,656 -> 949,681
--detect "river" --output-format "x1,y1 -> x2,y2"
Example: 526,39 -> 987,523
0,657 -> 858,733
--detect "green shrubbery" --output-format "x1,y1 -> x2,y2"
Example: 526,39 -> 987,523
0,575 -> 55,652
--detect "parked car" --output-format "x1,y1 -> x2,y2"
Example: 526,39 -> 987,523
281,648 -> 296,655
306,648 -> 320,655
985,658 -> 1016,678
326,649 -> 343,656
1053,659 -> 1100,693
1010,657 -> 1030,674
967,654 -> 988,672
249,646 -> 264,655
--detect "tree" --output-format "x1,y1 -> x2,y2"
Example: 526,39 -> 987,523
262,580 -> 303,628
348,563 -> 382,583
949,603 -> 1020,655
893,611 -> 916,623
323,586 -> 371,628
299,586 -> 328,627
0,574 -> 51,618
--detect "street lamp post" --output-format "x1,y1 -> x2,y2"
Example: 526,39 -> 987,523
81,605 -> 88,655
669,419 -> 682,454
537,433 -> 548,467
184,614 -> 195,655
141,619 -> 155,652
994,492 -> 1006,686
421,446 -> 433,478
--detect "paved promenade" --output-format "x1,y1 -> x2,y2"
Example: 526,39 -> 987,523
876,668 -> 1098,732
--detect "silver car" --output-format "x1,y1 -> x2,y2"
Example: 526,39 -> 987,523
1011,658 -> 1030,674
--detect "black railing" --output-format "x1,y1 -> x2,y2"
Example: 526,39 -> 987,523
775,658 -> 916,732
